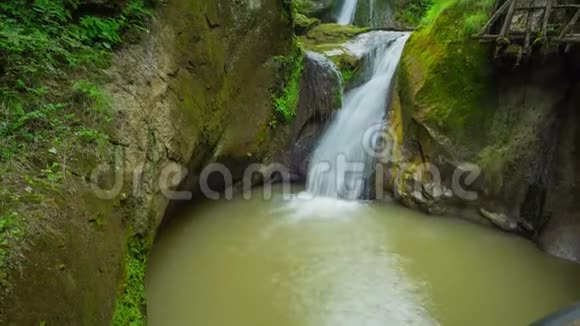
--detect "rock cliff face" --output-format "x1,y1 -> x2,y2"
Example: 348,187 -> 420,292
384,0 -> 580,262
1,0 -> 311,324
111,0 -> 296,225
287,51 -> 343,178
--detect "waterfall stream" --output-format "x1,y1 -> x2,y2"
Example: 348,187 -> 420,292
336,0 -> 358,25
306,32 -> 409,199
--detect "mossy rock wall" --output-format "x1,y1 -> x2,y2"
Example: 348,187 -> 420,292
1,0 -> 295,324
385,0 -> 580,261
110,0 -> 297,322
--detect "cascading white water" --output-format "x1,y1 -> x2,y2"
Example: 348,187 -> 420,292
306,32 -> 409,200
336,0 -> 358,25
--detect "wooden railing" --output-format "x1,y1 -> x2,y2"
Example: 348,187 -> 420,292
474,0 -> 580,56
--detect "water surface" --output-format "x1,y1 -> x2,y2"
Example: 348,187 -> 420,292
147,187 -> 580,326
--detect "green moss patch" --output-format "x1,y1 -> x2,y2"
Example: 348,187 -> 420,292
300,23 -> 369,52
396,0 -> 434,26
112,237 -> 148,326
272,44 -> 305,124
399,0 -> 496,152
294,13 -> 321,34
0,211 -> 23,288
297,23 -> 365,88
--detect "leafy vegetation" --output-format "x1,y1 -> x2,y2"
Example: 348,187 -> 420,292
340,68 -> 354,84
292,0 -> 314,14
420,0 -> 494,27
0,0 -> 153,161
0,0 -> 154,318
112,237 -> 148,326
398,0 -> 434,25
0,211 -> 23,287
272,45 -> 304,124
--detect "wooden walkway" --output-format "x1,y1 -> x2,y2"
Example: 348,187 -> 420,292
474,0 -> 580,56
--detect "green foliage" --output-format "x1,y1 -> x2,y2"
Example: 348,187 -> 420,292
0,0 -> 154,306
41,162 -> 63,182
294,13 -> 320,34
420,0 -> 495,28
399,0 -> 434,25
340,68 -> 354,85
0,211 -> 23,287
292,0 -> 314,14
0,0 -> 152,163
272,46 -> 304,123
463,11 -> 489,34
72,80 -> 111,115
112,238 -> 147,326
79,16 -> 122,49
76,127 -> 106,143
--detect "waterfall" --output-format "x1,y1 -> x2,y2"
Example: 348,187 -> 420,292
369,0 -> 375,27
336,0 -> 358,25
306,32 -> 409,200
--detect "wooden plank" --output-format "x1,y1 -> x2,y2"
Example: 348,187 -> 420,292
517,4 -> 580,10
499,0 -> 518,39
558,8 -> 580,39
542,0 -> 553,40
553,35 -> 580,43
523,0 -> 534,53
477,34 -> 528,40
478,0 -> 513,35
554,4 -> 580,9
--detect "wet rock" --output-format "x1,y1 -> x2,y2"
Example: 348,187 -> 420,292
289,51 -> 342,179
294,14 -> 321,35
383,0 -> 580,263
480,208 -> 520,232
303,0 -> 334,18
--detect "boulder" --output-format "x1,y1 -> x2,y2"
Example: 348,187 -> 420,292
295,13 -> 321,35
384,0 -> 580,262
288,51 -> 342,178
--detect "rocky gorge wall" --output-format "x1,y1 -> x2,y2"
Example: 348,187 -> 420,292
384,0 -> 580,262
4,0 -> 579,323
0,0 -> 339,324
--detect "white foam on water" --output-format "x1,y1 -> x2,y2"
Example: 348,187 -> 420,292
272,192 -> 364,221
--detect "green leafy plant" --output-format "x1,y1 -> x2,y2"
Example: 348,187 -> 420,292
399,0 -> 434,25
76,127 -> 106,143
72,80 -> 111,114
292,0 -> 314,14
112,238 -> 147,326
0,211 -> 23,286
0,0 -> 152,164
41,162 -> 63,182
0,2 -> 155,320
79,16 -> 122,49
272,47 -> 304,123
